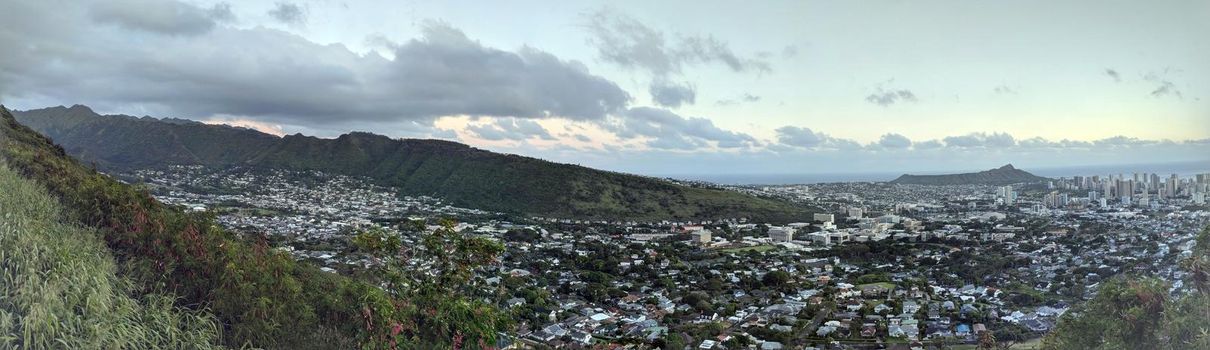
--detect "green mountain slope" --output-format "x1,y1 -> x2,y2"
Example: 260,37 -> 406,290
1,105 -> 504,348
0,163 -> 222,349
889,164 -> 1049,185
14,105 -> 811,221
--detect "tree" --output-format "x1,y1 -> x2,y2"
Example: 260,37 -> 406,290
723,334 -> 752,348
662,333 -> 685,350
763,270 -> 792,288
1042,226 -> 1210,350
354,219 -> 509,348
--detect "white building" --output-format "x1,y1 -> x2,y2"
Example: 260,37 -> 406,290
769,227 -> 795,242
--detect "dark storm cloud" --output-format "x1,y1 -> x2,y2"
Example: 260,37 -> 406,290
0,2 -> 632,129
268,2 -> 306,25
649,80 -> 696,108
90,0 -> 233,36
603,107 -> 756,150
467,118 -> 556,141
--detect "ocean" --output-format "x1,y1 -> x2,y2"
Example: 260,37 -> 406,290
663,160 -> 1210,185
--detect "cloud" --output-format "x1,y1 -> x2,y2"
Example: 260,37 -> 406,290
1142,69 -> 1183,99
467,117 -> 556,141
649,80 -> 696,108
1104,68 -> 1121,82
1093,135 -> 1156,147
604,107 -> 756,150
715,93 -> 761,106
1017,137 -> 1093,149
774,126 -> 861,150
0,3 -> 632,132
268,2 -> 306,25
89,0 -> 232,36
914,140 -> 944,149
583,9 -> 771,77
1149,80 -> 1181,98
878,133 -> 912,148
865,89 -> 917,107
781,45 -> 799,59
203,116 -> 285,136
992,84 -> 1017,95
943,132 -> 1017,148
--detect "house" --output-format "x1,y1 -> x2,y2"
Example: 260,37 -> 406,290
569,331 -> 593,344
955,324 -> 972,337
861,323 -> 878,337
1023,319 -> 1050,332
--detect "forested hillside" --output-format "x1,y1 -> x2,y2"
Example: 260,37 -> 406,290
1,105 -> 504,349
15,105 -> 812,222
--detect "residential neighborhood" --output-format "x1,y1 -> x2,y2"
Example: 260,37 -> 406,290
130,165 -> 1209,349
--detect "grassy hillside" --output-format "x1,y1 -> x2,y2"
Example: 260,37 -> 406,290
1,105 -> 503,348
15,105 -> 812,222
0,163 -> 222,349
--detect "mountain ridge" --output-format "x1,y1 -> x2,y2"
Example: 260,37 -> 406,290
13,105 -> 811,221
889,163 -> 1049,185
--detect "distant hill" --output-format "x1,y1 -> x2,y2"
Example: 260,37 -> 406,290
889,164 -> 1049,185
13,105 -> 811,221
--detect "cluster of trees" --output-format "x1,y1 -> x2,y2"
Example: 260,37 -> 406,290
1039,226 -> 1210,349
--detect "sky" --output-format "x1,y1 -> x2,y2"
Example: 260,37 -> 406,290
1,0 -> 1207,178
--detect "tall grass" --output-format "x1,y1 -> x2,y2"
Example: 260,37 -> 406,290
0,163 -> 223,349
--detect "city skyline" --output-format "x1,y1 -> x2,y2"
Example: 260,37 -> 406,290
1,0 -> 1207,175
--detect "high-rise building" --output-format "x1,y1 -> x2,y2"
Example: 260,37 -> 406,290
1116,179 -> 1134,201
998,185 -> 1016,205
1040,191 -> 1059,207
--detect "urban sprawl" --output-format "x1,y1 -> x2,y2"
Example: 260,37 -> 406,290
127,166 -> 1210,349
